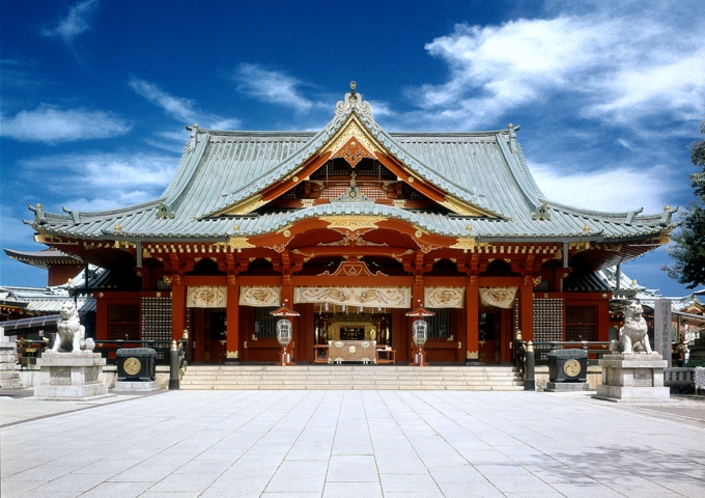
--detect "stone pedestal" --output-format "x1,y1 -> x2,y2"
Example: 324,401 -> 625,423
545,381 -> 590,392
0,344 -> 21,388
34,352 -> 111,400
688,331 -> 705,362
114,380 -> 161,392
594,353 -> 671,403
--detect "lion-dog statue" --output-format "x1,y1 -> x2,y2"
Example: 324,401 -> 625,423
50,301 -> 95,353
609,301 -> 653,355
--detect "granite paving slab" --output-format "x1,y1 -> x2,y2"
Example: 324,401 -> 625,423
1,390 -> 704,497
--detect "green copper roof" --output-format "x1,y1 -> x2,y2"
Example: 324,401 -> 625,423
27,90 -> 675,243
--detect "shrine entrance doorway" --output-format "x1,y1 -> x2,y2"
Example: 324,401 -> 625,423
312,308 -> 393,363
190,308 -> 227,364
478,306 -> 513,364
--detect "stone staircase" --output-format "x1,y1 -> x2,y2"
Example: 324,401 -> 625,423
179,365 -> 525,390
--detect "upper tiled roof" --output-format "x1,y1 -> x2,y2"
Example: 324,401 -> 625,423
26,88 -> 676,243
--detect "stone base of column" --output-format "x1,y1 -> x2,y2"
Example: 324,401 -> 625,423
594,353 -> 672,403
34,352 -> 113,400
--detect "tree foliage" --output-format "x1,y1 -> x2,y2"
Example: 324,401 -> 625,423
665,121 -> 705,289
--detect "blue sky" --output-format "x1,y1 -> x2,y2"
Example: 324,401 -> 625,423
1,0 -> 704,296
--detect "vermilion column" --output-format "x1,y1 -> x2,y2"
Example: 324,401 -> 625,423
171,274 -> 186,341
226,275 -> 240,363
466,276 -> 479,365
520,276 -> 534,342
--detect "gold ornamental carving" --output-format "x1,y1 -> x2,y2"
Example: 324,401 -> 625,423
451,238 -> 477,251
466,351 -> 478,360
325,118 -> 380,158
442,196 -> 493,217
318,259 -> 388,278
321,216 -> 386,237
226,351 -> 239,359
221,194 -> 265,216
227,237 -> 255,250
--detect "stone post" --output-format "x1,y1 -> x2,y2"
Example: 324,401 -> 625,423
654,299 -> 672,368
0,326 -> 21,388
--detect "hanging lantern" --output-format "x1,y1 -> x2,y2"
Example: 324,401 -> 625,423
270,302 -> 300,366
406,304 -> 434,367
412,319 -> 428,348
276,318 -> 292,348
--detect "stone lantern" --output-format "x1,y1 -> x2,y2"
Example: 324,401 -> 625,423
270,301 -> 299,366
406,305 -> 435,366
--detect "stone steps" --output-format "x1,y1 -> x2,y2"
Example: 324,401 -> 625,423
179,365 -> 525,390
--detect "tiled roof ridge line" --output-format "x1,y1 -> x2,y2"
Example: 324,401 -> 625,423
352,112 -> 505,218
539,198 -> 671,223
494,133 -> 542,212
163,134 -> 213,215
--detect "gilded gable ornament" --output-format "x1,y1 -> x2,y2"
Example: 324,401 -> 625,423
326,119 -> 379,161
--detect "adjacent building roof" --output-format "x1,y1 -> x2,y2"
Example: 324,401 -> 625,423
3,248 -> 83,269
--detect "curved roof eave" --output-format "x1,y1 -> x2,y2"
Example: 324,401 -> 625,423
538,198 -> 677,226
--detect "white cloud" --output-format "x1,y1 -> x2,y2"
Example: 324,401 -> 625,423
18,152 -> 178,212
41,0 -> 99,44
232,63 -> 320,112
411,3 -> 705,131
129,78 -> 197,123
368,100 -> 396,118
0,207 -> 38,248
530,161 -> 678,214
0,106 -> 130,143
129,78 -> 241,129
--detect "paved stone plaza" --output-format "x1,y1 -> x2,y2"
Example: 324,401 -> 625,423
1,390 -> 704,497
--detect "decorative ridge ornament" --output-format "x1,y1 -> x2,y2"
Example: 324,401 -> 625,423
335,81 -> 372,118
331,172 -> 374,203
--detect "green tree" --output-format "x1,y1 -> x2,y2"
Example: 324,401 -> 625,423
665,121 -> 705,289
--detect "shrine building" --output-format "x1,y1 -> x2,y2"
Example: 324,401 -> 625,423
23,84 -> 676,365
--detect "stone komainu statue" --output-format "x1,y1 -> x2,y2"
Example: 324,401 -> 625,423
50,301 -> 95,353
609,301 -> 654,355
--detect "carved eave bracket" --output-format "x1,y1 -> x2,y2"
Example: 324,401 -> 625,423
321,216 -> 385,241
317,257 -> 388,277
